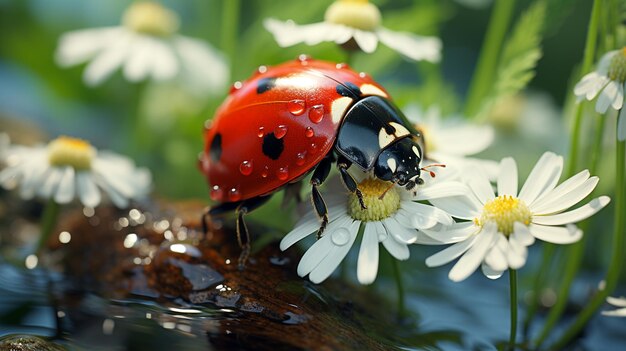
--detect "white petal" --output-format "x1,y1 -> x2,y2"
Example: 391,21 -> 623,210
468,172 -> 495,204
309,220 -> 359,283
55,27 -> 120,67
297,234 -> 334,277
83,32 -> 133,86
596,81 -> 620,113
19,162 -> 49,199
448,225 -> 498,282
531,169 -> 590,211
352,29 -> 378,53
357,224 -> 379,284
506,237 -> 528,269
607,296 -> 626,307
376,27 -> 441,62
613,82 -> 624,110
518,152 -> 563,205
431,122 -> 494,156
602,308 -> 626,317
421,222 -> 478,244
174,36 -> 229,94
383,218 -> 418,244
428,195 -> 481,221
263,19 -> 345,47
425,234 -> 479,267
123,37 -> 154,82
414,181 -> 470,200
512,222 -> 535,246
76,172 -> 101,208
497,157 -> 518,196
574,72 -> 601,97
531,177 -> 599,214
532,196 -> 610,225
481,262 -> 504,280
401,201 -> 453,227
54,167 -> 76,204
619,105 -> 626,141
529,224 -> 583,244
148,39 -> 179,81
38,167 -> 64,199
94,174 -> 129,208
484,240 -> 508,271
381,231 -> 410,260
588,76 -> 610,100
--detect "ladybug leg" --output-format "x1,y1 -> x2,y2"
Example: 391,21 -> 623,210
310,155 -> 334,239
337,157 -> 366,210
235,195 -> 272,269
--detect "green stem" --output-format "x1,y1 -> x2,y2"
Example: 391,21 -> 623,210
464,0 -> 516,118
391,258 -> 406,318
36,199 -> 61,255
220,0 -> 240,77
549,123 -> 625,351
509,269 -> 518,351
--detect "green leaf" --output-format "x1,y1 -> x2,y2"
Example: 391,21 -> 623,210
479,0 -> 547,118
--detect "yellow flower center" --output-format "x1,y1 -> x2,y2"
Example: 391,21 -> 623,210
474,195 -> 531,236
348,178 -> 400,222
48,136 -> 96,170
122,1 -> 179,37
608,48 -> 626,83
324,0 -> 381,31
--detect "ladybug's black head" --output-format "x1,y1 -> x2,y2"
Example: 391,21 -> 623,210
373,137 -> 423,191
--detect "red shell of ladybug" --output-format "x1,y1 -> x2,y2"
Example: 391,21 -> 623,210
200,56 -> 392,203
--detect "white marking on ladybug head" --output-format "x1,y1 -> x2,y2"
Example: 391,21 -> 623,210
412,145 -> 421,159
387,158 -> 397,173
389,122 -> 410,138
331,96 -> 353,124
378,128 -> 396,148
359,83 -> 388,98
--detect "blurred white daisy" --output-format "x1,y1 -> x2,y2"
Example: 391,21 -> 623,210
405,105 -> 499,180
425,152 -> 609,282
281,176 -> 468,284
0,133 -> 9,161
574,48 -> 626,140
56,1 -> 228,94
603,296 -> 626,317
264,0 -> 441,62
0,136 -> 151,208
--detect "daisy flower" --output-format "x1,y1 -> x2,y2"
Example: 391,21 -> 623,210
281,175 -> 468,284
0,136 -> 151,208
264,0 -> 441,62
0,133 -> 8,161
602,297 -> 626,317
404,105 -> 498,180
55,1 -> 228,94
424,152 -> 610,282
574,48 -> 626,140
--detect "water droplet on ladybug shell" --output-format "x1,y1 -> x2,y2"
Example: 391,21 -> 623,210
296,152 -> 307,166
261,166 -> 269,178
257,65 -> 268,74
277,166 -> 289,181
210,185 -> 223,201
239,160 -> 253,176
309,105 -> 324,124
336,63 -> 348,69
228,187 -> 241,202
309,143 -> 319,154
275,125 -> 288,139
288,100 -> 306,116
257,127 -> 265,138
230,81 -> 243,93
305,127 -> 314,138
359,72 -> 368,78
298,54 -> 311,64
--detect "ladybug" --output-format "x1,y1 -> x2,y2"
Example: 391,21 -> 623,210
200,56 -> 425,266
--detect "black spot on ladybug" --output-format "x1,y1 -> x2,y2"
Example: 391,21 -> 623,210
262,132 -> 284,160
336,82 -> 362,98
257,77 -> 277,94
210,133 -> 222,162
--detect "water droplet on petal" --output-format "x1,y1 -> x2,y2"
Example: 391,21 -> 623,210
305,127 -> 314,138
309,105 -> 324,124
296,152 -> 306,166
277,167 -> 289,181
261,166 -> 269,178
331,228 -> 351,246
275,125 -> 288,139
287,100 -> 306,116
230,81 -> 243,93
228,187 -> 241,202
210,185 -> 223,201
239,160 -> 253,176
377,231 -> 388,241
257,127 -> 265,138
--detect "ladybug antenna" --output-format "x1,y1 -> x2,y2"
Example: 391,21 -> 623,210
378,180 -> 398,200
420,163 -> 446,178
